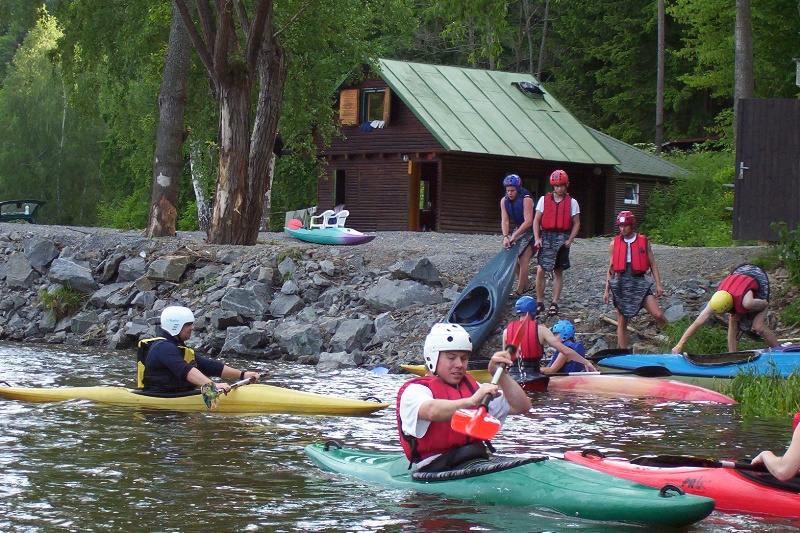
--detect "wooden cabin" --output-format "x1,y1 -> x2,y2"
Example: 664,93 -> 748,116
315,59 -> 686,236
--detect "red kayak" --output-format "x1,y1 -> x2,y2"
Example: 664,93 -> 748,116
564,449 -> 800,518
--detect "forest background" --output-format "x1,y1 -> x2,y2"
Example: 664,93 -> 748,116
0,0 -> 798,244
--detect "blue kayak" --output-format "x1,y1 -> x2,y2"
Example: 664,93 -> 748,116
596,345 -> 800,380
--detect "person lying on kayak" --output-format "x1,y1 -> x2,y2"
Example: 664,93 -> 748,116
751,413 -> 800,481
547,320 -> 588,374
140,306 -> 260,393
671,266 -> 779,353
603,211 -> 668,350
502,297 -> 596,384
397,323 -> 531,471
499,173 -> 536,299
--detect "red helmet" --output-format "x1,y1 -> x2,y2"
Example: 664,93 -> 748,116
549,170 -> 568,186
617,210 -> 636,227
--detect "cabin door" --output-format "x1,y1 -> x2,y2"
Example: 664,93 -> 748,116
734,99 -> 800,241
408,161 -> 439,231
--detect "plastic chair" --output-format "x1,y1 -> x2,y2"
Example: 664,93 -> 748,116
309,209 -> 335,229
326,209 -> 349,228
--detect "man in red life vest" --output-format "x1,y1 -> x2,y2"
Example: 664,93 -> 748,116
603,211 -> 668,349
533,170 -> 580,317
671,265 -> 779,353
397,323 -> 531,471
502,296 -> 596,388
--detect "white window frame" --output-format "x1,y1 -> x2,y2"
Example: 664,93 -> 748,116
623,183 -> 640,205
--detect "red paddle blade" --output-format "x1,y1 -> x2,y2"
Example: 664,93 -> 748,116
451,407 -> 501,440
286,218 -> 303,230
794,412 -> 800,433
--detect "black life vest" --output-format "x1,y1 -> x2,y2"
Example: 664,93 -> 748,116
136,337 -> 195,389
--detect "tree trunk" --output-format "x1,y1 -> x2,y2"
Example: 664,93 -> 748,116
188,140 -> 212,234
733,0 -> 755,141
536,0 -> 550,80
654,0 -> 665,154
147,4 -> 191,238
207,73 -> 253,244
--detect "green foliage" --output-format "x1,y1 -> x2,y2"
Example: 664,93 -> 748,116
749,246 -> 781,273
779,299 -> 800,329
39,284 -> 86,321
96,192 -> 150,230
773,222 -> 800,287
658,318 -> 761,355
269,155 -> 321,231
719,369 -> 800,419
640,151 -> 734,246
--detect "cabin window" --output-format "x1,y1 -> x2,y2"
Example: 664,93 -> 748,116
623,183 -> 639,205
362,89 -> 384,122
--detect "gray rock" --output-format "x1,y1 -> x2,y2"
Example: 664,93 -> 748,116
71,311 -> 100,334
273,322 -> 322,356
48,257 -> 98,293
5,253 -> 38,288
330,318 -> 374,352
317,350 -> 363,371
269,293 -> 305,317
221,326 -> 266,356
664,304 -> 688,323
23,237 -> 59,273
118,256 -> 147,282
389,257 -> 441,285
89,282 -> 131,308
362,278 -> 444,312
146,255 -> 192,282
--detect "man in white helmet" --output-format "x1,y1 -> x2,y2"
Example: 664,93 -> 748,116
141,306 -> 260,393
396,323 -> 531,470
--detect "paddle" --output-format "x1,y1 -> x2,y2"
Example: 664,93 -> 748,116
629,454 -> 772,473
200,376 -> 256,410
539,366 -> 673,378
451,315 -> 529,440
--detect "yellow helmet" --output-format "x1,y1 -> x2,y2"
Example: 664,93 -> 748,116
709,290 -> 733,313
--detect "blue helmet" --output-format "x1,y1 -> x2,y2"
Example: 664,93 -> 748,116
503,174 -> 521,188
552,320 -> 575,341
514,296 -> 538,317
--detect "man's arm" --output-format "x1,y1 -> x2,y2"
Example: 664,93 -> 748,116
672,304 -> 714,353
540,327 -> 595,371
566,200 -> 580,246
752,424 -> 800,481
646,240 -> 663,297
602,240 -> 615,304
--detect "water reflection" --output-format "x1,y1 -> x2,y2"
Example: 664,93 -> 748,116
0,341 -> 797,532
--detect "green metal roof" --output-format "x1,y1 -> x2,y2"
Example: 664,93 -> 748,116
378,59 -> 619,165
588,128 -> 688,178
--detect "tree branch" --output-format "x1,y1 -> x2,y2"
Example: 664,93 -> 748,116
274,0 -> 315,39
235,0 -> 251,37
174,0 -> 217,86
195,0 -> 217,46
213,0 -> 235,76
245,0 -> 270,70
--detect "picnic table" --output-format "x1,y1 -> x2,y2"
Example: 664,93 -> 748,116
0,199 -> 45,223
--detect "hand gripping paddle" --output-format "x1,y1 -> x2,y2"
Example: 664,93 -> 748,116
451,315 -> 529,440
200,376 -> 256,410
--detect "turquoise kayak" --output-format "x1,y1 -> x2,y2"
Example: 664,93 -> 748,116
596,345 -> 800,383
304,442 -> 715,527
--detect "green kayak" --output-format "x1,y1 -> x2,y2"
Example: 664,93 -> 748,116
304,442 -> 715,528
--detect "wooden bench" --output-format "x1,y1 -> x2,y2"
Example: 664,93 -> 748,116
0,200 -> 46,223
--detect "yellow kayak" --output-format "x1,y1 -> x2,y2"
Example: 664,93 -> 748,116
0,383 -> 388,415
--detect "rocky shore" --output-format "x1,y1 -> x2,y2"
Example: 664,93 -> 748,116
0,222 -> 795,371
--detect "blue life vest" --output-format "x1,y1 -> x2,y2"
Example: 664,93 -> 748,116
553,340 -> 586,373
504,187 -> 533,226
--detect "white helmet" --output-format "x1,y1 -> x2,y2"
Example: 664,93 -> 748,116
161,306 -> 195,336
423,323 -> 472,374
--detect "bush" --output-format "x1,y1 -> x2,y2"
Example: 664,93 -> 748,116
39,285 -> 87,321
773,221 -> 800,287
719,369 -> 800,419
640,151 -> 734,247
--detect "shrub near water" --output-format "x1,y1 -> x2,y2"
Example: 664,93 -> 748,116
720,369 -> 800,420
39,285 -> 87,321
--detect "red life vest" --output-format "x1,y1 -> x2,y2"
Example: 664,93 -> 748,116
793,411 -> 800,433
718,274 -> 759,315
396,375 -> 482,462
505,320 -> 544,360
540,193 -> 573,231
612,234 -> 651,275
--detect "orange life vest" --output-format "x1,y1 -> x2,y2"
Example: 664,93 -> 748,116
718,274 -> 759,315
612,234 -> 651,275
540,193 -> 573,231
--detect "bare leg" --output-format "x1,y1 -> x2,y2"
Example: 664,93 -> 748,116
617,312 -> 629,349
536,265 -> 546,304
516,247 -> 533,293
552,267 -> 564,304
728,314 -> 739,352
642,295 -> 668,328
751,308 -> 780,347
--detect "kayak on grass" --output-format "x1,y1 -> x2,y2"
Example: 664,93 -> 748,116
564,449 -> 800,518
304,442 -> 715,527
594,345 -> 800,382
444,244 -> 519,354
0,383 -> 388,415
284,225 -> 375,246
399,364 -> 736,404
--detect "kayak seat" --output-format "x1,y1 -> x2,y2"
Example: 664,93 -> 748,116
684,351 -> 759,366
449,287 -> 491,323
131,389 -> 201,398
412,456 -> 547,482
309,209 -> 335,229
735,469 -> 800,493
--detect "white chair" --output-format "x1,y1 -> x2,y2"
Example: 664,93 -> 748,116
326,209 -> 350,228
309,209 -> 335,229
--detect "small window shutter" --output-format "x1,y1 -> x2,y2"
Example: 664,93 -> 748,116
382,87 -> 391,125
339,89 -> 359,125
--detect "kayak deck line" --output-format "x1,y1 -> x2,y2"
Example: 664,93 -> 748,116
0,383 -> 389,415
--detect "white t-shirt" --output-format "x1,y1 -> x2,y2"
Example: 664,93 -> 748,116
399,382 -> 511,439
535,196 -> 580,217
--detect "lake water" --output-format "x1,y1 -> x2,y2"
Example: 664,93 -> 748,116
0,342 -> 797,532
